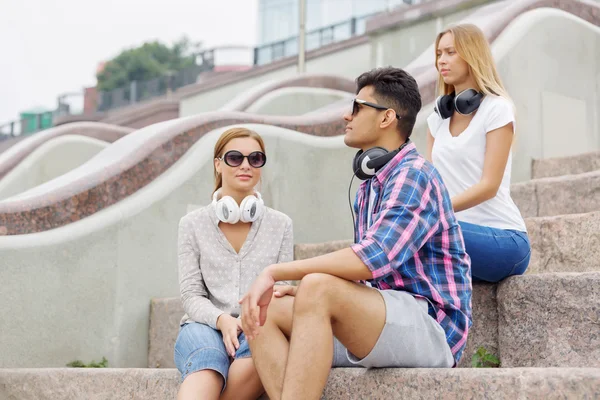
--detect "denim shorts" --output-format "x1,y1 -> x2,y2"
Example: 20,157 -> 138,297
174,322 -> 251,385
332,289 -> 455,368
459,220 -> 531,283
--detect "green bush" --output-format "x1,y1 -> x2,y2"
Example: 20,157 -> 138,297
471,347 -> 500,368
66,357 -> 108,368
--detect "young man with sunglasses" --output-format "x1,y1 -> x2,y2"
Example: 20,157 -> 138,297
239,67 -> 472,400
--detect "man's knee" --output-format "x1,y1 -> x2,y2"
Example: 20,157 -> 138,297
295,273 -> 339,312
266,294 -> 294,328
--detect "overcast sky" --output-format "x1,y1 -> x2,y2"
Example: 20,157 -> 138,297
0,0 -> 259,123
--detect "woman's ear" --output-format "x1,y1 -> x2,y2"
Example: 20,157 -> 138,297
214,158 -> 221,175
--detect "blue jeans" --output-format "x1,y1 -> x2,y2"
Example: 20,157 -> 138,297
459,221 -> 531,283
174,322 -> 251,386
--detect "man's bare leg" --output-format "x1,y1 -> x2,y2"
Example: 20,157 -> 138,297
281,273 -> 386,400
247,294 -> 294,400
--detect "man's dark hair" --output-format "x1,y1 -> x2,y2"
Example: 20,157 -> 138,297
356,67 -> 422,138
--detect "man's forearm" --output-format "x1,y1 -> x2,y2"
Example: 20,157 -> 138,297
268,247 -> 373,282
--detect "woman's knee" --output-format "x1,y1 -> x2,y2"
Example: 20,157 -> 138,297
178,369 -> 223,400
174,323 -> 229,379
221,359 -> 264,400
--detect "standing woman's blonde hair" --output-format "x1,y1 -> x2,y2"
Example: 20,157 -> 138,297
212,127 -> 266,196
435,23 -> 512,102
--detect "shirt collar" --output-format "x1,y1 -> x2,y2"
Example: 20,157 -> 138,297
370,142 -> 416,186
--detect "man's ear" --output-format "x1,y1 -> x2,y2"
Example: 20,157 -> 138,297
379,109 -> 397,129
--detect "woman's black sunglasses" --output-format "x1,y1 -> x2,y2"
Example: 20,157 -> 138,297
219,150 -> 267,168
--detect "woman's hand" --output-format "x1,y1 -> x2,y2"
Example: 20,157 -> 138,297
274,285 -> 297,297
216,314 -> 243,357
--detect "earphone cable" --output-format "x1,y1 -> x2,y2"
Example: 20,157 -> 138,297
348,169 -> 359,241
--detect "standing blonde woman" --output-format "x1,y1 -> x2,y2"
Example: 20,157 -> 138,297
174,127 -> 293,399
426,24 -> 530,283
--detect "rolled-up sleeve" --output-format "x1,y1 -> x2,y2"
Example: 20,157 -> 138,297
178,217 -> 224,329
351,168 -> 438,281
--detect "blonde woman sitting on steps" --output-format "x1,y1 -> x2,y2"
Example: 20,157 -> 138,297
426,24 -> 531,283
174,127 -> 293,400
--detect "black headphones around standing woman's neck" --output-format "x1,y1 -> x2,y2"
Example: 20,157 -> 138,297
434,88 -> 484,119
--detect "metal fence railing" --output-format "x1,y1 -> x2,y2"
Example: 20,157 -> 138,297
0,111 -> 53,142
253,12 -> 377,66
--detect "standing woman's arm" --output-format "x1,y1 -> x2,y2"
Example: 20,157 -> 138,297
451,122 -> 514,212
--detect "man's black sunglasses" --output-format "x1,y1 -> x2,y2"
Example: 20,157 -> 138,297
352,98 -> 402,120
219,150 -> 267,168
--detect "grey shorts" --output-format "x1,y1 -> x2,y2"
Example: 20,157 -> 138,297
332,289 -> 454,368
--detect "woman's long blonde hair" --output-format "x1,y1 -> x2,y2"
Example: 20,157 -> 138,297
213,127 -> 266,197
435,24 -> 511,102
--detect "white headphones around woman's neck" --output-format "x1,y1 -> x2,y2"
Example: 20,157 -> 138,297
212,188 -> 264,224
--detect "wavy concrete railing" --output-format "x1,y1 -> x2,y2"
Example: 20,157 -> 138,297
220,74 -> 356,112
0,123 -> 132,180
1,0 -> 598,236
0,75 -> 353,203
0,112 -> 346,235
0,135 -> 109,201
0,135 -> 28,154
53,98 -> 179,130
99,98 -> 179,129
246,87 -> 354,116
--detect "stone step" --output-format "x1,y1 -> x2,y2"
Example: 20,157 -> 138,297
527,211 -> 600,274
1,367 -> 599,400
148,273 -> 600,371
511,170 -> 600,218
498,272 -> 600,368
294,212 -> 600,275
148,285 -> 498,370
532,150 -> 600,179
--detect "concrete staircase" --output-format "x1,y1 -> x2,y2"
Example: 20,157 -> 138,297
1,367 -> 599,399
1,150 -> 599,399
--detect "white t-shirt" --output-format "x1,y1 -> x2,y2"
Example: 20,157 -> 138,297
427,94 -> 527,232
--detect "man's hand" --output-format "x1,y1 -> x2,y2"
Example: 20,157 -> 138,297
239,269 -> 276,340
216,314 -> 243,357
274,285 -> 297,298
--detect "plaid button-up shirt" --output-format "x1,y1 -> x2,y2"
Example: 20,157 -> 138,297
351,143 -> 472,363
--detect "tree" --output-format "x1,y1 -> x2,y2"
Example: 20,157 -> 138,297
96,36 -> 202,92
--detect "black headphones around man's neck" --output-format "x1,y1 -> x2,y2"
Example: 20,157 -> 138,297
352,139 -> 411,181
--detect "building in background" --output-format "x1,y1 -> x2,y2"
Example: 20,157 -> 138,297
257,0 -> 424,46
